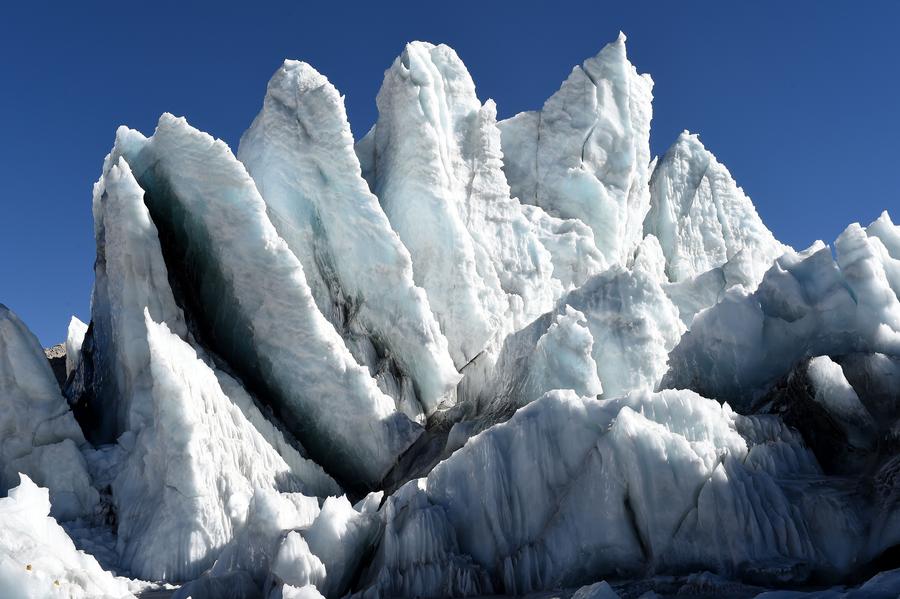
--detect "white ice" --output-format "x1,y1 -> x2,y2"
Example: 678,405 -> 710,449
0,304 -> 96,522
356,389 -> 880,596
363,41 -> 603,369
663,213 -> 900,409
644,131 -> 787,286
89,153 -> 337,582
64,316 -> 87,378
237,59 -> 460,418
116,114 -> 422,486
113,313 -> 337,581
499,33 -> 653,267
806,356 -> 876,449
0,475 -> 134,599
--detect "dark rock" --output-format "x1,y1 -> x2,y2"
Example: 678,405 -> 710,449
43,343 -> 67,390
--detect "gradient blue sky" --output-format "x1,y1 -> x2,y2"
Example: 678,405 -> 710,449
1,1 -> 898,344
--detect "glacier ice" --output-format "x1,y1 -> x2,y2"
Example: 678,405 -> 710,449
485,252 -> 683,409
663,213 -> 900,410
806,355 -> 876,450
363,41 -> 603,369
237,59 -> 460,419
113,114 -> 422,487
572,581 -> 621,599
65,316 -> 87,378
208,485 -> 321,586
0,304 -> 97,521
113,312 -> 337,581
644,131 -> 787,286
84,155 -> 190,442
1,31 -> 897,599
0,475 -> 135,599
354,388 -> 883,596
499,32 -> 653,267
269,495 -> 378,598
361,389 -> 897,597
82,153 -> 337,581
481,304 -> 603,420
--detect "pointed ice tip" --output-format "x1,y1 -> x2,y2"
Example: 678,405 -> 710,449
270,59 -> 329,97
587,32 -> 630,67
158,112 -> 183,129
673,130 -> 705,150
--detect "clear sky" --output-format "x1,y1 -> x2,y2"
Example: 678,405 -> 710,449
1,1 -> 898,345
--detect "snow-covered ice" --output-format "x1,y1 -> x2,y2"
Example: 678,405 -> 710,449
238,59 -> 460,419
364,42 -> 604,369
0,31 -> 896,599
116,114 -> 422,487
0,475 -> 134,599
113,313 -> 337,581
0,305 -> 96,521
499,33 -> 653,267
663,213 -> 900,409
65,316 -> 87,378
645,131 -> 787,286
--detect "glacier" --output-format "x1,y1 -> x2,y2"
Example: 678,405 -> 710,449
0,304 -> 96,522
107,114 -> 422,489
499,32 -> 653,268
237,59 -> 460,420
0,32 -> 897,599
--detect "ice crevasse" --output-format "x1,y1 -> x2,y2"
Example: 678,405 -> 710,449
0,31 -> 898,599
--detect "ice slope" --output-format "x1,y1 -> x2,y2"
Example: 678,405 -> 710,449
499,33 -> 653,267
662,213 -> 900,410
114,114 -> 422,486
237,60 -> 459,419
757,351 -> 899,480
806,356 -> 876,451
0,475 -> 135,599
204,485 -> 321,588
65,316 -> 87,377
355,389 -> 871,597
363,42 -> 603,367
0,304 -> 97,521
4,32 -> 899,599
268,495 -> 380,598
644,131 -> 787,286
479,305 -> 603,421
86,155 -> 189,442
86,154 -> 338,581
113,313 -> 337,581
485,251 -> 683,409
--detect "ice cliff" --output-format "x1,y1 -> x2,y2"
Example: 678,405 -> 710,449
0,33 -> 897,599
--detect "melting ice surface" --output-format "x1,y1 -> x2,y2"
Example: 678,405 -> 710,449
1,33 -> 900,599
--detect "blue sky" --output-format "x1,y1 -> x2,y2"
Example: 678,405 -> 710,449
1,1 -> 898,344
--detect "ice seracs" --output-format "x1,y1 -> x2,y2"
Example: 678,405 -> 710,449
354,388 -> 879,596
363,41 -> 604,369
84,155 -> 189,443
116,114 -> 422,487
65,316 -> 88,378
0,475 -> 135,599
483,247 -> 682,411
0,304 -> 97,522
663,213 -> 900,410
644,131 -> 788,287
237,60 -> 460,419
499,32 -> 654,267
2,31 -> 897,599
79,152 -> 338,581
113,313 -> 338,581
